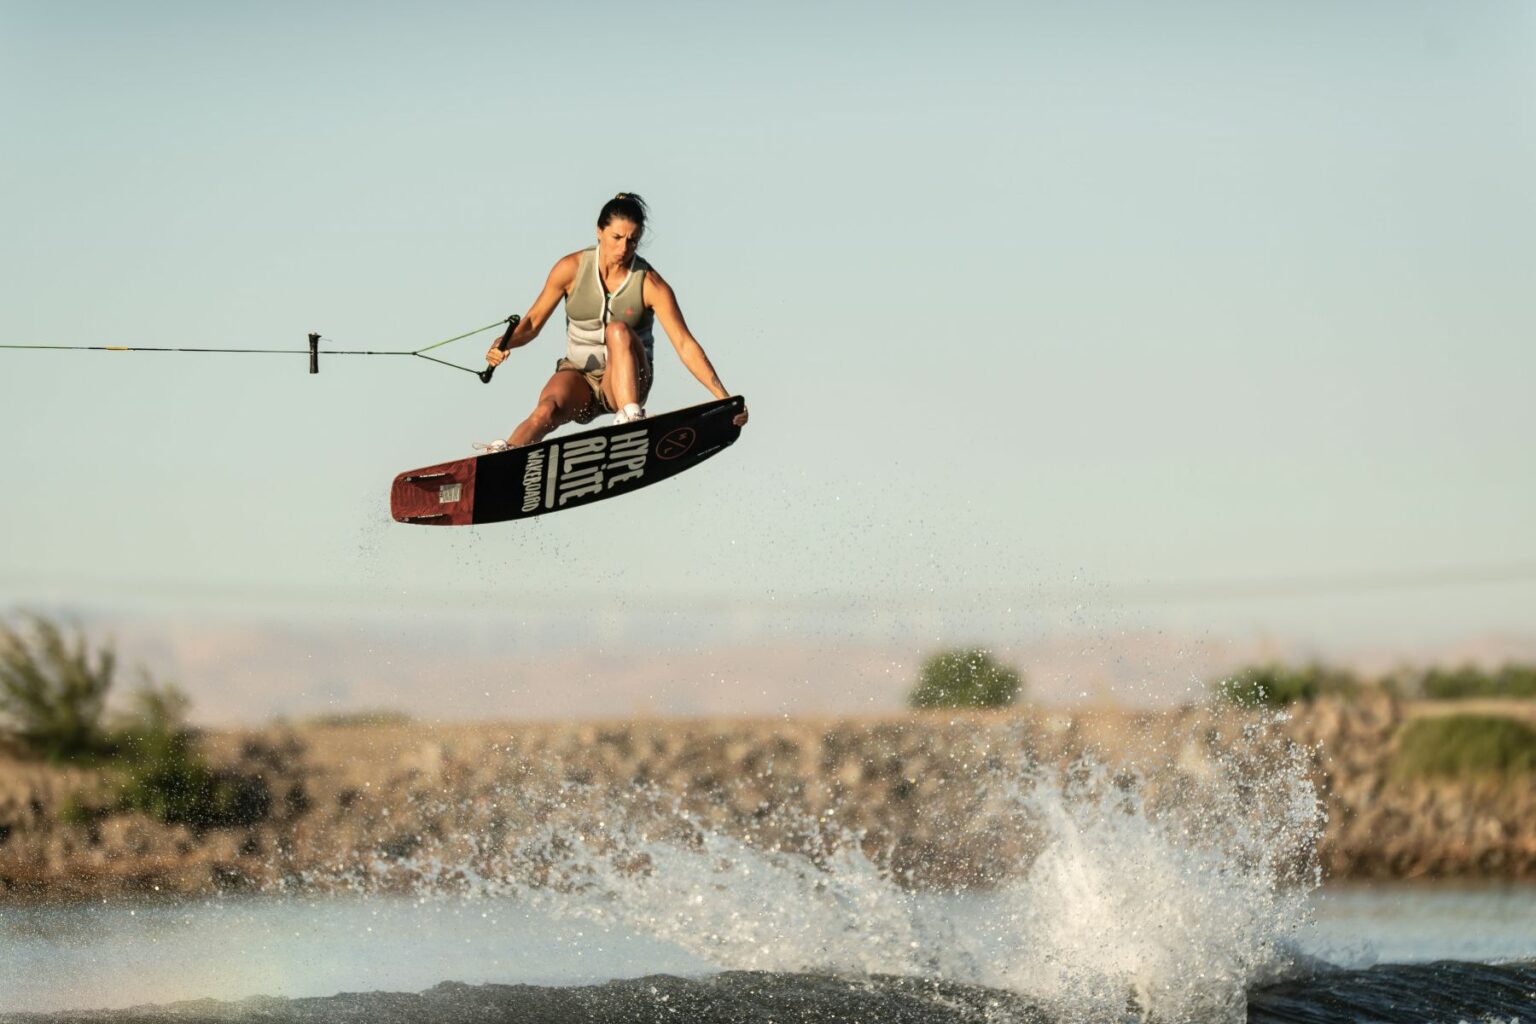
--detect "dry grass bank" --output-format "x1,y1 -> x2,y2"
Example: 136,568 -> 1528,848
1,697 -> 1533,901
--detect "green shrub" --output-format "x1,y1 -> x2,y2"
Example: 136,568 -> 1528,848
0,615 -> 116,760
1417,663 -> 1536,701
112,727 -> 270,830
106,691 -> 270,831
1214,662 -> 1362,708
2,614 -> 270,831
909,648 -> 1023,709
1391,715 -> 1536,780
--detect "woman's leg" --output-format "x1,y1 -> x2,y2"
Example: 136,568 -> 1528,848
509,369 -> 596,446
599,323 -> 651,413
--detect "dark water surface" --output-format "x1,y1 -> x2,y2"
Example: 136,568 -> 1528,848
3,962 -> 1534,1024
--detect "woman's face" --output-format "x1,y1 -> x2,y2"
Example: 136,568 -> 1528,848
597,217 -> 641,266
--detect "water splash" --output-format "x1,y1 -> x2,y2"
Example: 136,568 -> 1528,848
322,711 -> 1325,1023
967,754 -> 1321,1019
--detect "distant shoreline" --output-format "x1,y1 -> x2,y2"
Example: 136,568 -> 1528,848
2,697 -> 1533,901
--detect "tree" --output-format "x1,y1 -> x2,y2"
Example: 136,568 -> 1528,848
0,614 -> 116,759
909,647 -> 1024,709
0,613 -> 269,829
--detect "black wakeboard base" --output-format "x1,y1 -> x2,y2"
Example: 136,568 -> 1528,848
391,395 -> 745,525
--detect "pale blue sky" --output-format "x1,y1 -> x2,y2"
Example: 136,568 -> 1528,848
2,1 -> 1533,694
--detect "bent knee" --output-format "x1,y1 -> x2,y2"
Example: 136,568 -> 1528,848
604,322 -> 640,351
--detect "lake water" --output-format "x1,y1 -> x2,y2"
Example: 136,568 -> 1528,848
1,884 -> 1532,1020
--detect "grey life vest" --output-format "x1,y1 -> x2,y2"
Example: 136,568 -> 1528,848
564,247 -> 655,372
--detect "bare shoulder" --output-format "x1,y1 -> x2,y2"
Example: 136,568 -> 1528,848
643,265 -> 676,305
543,250 -> 583,292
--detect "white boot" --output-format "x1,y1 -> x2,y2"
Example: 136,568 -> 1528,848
613,403 -> 647,426
472,439 -> 513,454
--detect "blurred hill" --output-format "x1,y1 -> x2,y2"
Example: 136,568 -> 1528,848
50,611 -> 1536,724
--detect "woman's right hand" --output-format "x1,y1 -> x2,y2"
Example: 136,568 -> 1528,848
485,343 -> 509,367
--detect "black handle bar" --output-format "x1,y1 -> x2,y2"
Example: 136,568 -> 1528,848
479,314 -> 521,383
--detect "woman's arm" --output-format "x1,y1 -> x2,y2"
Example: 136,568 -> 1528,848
646,269 -> 730,400
485,253 -> 579,366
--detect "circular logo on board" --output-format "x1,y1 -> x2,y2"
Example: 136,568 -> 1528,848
656,427 -> 697,461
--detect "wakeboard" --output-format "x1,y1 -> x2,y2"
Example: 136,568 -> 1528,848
391,395 -> 745,525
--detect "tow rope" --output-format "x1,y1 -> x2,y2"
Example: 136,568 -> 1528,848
0,315 -> 520,383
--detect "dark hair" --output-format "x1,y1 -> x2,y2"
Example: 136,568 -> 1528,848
598,192 -> 648,241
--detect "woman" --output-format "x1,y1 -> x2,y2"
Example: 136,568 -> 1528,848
477,193 -> 745,452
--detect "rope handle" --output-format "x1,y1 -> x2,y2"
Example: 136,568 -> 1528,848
479,315 -> 520,384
